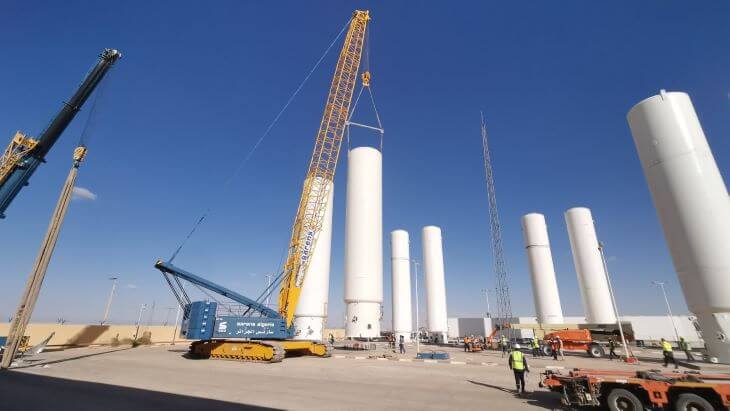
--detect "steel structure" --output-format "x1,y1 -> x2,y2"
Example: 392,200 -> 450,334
480,114 -> 514,338
155,10 -> 371,363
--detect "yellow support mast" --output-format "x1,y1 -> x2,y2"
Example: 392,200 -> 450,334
278,10 -> 370,328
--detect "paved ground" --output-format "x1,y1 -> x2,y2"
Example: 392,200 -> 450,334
0,342 -> 726,410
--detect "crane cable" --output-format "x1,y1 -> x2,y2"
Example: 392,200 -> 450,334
168,17 -> 354,263
345,21 -> 384,151
346,83 -> 384,151
77,63 -> 115,149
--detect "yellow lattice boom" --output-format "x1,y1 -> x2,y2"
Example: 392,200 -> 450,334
0,132 -> 38,187
278,10 -> 370,327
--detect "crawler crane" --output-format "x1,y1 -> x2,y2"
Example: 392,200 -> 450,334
156,10 -> 371,363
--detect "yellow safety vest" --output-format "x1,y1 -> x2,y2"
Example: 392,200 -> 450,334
511,351 -> 525,371
532,340 -> 539,348
662,341 -> 673,352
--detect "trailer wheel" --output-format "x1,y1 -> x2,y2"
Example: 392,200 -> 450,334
541,345 -> 553,357
674,393 -> 714,411
588,343 -> 605,358
606,388 -> 643,411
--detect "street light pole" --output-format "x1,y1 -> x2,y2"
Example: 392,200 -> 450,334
598,242 -> 633,362
481,288 -> 491,318
101,277 -> 118,325
134,303 -> 147,342
163,307 -> 175,326
412,259 -> 420,354
171,304 -> 181,345
652,281 -> 681,343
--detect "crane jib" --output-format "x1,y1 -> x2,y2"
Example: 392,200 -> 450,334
278,10 -> 370,327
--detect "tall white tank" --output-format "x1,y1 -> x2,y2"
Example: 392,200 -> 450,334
292,177 -> 334,341
390,230 -> 412,342
628,90 -> 730,363
344,146 -> 383,338
565,207 -> 617,324
521,213 -> 564,324
422,226 -> 448,343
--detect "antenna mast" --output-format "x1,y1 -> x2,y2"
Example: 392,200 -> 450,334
480,113 -> 513,338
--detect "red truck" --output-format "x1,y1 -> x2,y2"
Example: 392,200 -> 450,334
541,368 -> 730,410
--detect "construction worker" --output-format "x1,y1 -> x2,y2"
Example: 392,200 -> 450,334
679,337 -> 694,361
508,343 -> 529,394
328,333 -> 335,345
551,339 -> 558,360
531,338 -> 540,358
661,338 -> 678,369
463,336 -> 470,352
399,334 -> 406,354
500,335 -> 508,357
556,336 -> 565,360
608,338 -> 617,360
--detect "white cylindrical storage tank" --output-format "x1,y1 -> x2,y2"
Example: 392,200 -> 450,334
293,177 -> 334,341
628,90 -> 730,363
391,230 -> 412,342
422,226 -> 448,343
565,207 -> 617,324
521,213 -> 564,324
344,146 -> 383,338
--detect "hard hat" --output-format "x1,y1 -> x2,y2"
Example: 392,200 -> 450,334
513,343 -> 521,349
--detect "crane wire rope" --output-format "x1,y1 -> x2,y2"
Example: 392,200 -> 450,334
168,17 -> 354,263
345,84 -> 384,151
77,64 -> 115,148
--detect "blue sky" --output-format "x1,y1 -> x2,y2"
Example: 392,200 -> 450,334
1,1 -> 728,327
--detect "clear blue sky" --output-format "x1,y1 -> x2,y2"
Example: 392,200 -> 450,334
1,1 -> 728,327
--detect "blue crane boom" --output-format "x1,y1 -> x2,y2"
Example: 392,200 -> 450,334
0,49 -> 121,219
155,260 -> 280,319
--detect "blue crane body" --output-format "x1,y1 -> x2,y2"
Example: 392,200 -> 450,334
155,261 -> 293,341
0,49 -> 121,218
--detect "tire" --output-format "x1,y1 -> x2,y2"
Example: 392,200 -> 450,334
674,393 -> 714,411
588,343 -> 605,358
541,345 -> 552,356
606,388 -> 644,411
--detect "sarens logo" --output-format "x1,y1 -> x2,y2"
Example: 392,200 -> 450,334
295,229 -> 315,287
218,321 -> 228,332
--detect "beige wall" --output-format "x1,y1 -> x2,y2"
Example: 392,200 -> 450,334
0,323 -> 190,347
0,323 -> 348,347
324,328 -> 345,341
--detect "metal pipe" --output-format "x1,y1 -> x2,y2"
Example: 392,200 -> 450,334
652,281 -> 682,343
101,277 -> 118,325
599,242 -> 632,361
481,288 -> 491,318
412,259 -> 420,354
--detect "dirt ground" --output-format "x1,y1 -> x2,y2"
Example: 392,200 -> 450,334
0,342 -> 726,410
